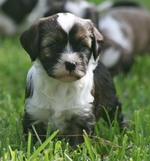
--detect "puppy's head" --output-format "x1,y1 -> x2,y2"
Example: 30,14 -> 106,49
20,13 -> 103,82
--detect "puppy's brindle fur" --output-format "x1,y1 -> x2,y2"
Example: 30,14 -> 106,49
20,13 -> 124,147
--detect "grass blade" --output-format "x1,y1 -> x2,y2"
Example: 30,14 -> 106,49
27,130 -> 59,161
27,132 -> 32,157
83,130 -> 95,161
31,125 -> 42,145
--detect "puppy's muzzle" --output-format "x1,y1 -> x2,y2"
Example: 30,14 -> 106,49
65,61 -> 76,73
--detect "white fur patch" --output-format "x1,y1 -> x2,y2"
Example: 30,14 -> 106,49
0,0 -> 6,5
25,59 -> 95,133
57,13 -> 76,33
97,1 -> 113,12
100,47 -> 121,68
27,0 -> 48,24
0,12 -> 17,35
65,0 -> 91,18
99,15 -> 132,51
53,52 -> 85,82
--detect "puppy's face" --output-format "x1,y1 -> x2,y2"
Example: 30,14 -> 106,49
20,13 -> 103,82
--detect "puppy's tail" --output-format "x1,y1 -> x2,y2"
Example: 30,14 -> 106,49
97,0 -> 142,12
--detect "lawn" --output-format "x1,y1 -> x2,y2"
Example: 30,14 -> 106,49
0,0 -> 150,160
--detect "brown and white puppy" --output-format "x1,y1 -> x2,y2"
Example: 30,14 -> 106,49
20,13 -> 124,147
98,2 -> 150,76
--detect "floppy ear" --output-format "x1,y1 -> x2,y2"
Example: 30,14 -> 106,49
20,21 -> 40,61
91,27 -> 104,61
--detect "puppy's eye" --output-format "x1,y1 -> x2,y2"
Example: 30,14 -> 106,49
77,44 -> 88,51
49,44 -> 58,48
50,43 -> 59,50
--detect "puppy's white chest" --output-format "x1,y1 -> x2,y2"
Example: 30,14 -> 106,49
25,63 -> 94,132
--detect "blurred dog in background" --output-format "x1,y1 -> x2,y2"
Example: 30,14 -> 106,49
0,0 -> 98,36
44,0 -> 99,28
0,0 -> 47,36
98,1 -> 150,76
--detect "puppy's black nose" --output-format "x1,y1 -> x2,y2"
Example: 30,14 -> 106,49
65,61 -> 76,72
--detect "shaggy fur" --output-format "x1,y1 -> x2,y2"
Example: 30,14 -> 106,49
20,13 -> 124,147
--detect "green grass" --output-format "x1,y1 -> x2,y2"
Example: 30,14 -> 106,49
1,1 -> 150,160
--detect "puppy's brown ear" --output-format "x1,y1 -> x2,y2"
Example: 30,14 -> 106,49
20,21 -> 40,61
91,27 -> 104,61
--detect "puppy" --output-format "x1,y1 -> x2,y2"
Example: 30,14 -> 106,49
20,13 -> 124,147
0,0 -> 47,36
98,2 -> 150,76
